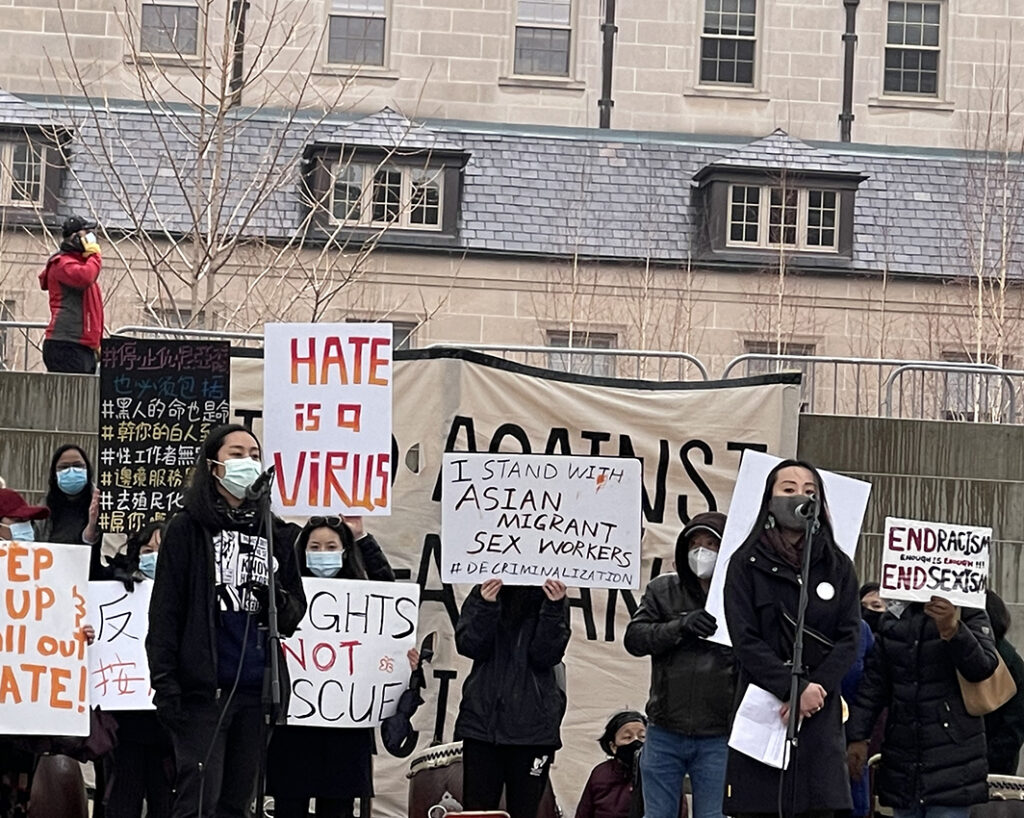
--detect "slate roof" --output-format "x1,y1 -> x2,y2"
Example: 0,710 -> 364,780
0,89 -> 67,128
321,107 -> 464,153
5,91 -> 1020,279
694,127 -> 866,178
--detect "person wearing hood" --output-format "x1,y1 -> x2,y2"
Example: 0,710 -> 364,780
576,711 -> 647,818
267,515 -> 398,818
723,460 -> 861,818
623,511 -> 734,818
39,215 -> 104,374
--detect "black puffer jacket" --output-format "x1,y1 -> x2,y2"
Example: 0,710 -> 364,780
454,586 -> 570,748
623,513 -> 735,735
847,604 -> 998,808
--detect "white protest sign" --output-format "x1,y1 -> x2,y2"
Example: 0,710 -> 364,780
0,541 -> 91,736
706,451 -> 872,646
87,581 -> 154,710
263,323 -> 393,516
282,579 -> 418,728
440,453 -> 643,589
881,517 -> 990,608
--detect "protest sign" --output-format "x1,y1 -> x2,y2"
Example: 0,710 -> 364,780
881,517 -> 990,608
705,450 -> 872,646
0,541 -> 90,736
87,582 -> 154,710
440,453 -> 643,589
263,323 -> 393,516
282,579 -> 419,728
99,338 -> 230,534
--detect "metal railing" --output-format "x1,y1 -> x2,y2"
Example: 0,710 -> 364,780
110,325 -> 263,345
883,364 -> 1024,423
428,343 -> 710,381
720,354 -> 1006,419
0,321 -> 47,372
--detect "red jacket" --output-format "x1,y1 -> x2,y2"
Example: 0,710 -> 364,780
39,251 -> 104,350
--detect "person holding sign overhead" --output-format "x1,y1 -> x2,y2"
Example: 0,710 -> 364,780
146,424 -> 307,818
267,515 -> 397,818
723,460 -> 861,818
455,578 -> 571,818
846,593 -> 998,818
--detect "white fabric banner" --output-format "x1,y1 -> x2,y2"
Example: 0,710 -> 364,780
263,323 -> 393,516
282,579 -> 419,728
229,349 -> 801,816
0,541 -> 91,736
87,581 -> 154,710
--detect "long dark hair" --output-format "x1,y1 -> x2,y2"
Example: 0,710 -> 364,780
183,423 -> 259,530
987,590 -> 1011,642
295,518 -> 368,580
738,458 -> 838,551
45,444 -> 94,514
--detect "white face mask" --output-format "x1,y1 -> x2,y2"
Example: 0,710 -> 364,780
688,547 -> 718,579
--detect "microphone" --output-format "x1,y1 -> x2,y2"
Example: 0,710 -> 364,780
245,464 -> 276,501
795,495 -> 819,519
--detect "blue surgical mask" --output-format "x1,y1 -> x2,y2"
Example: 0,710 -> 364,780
57,467 -> 89,496
138,552 -> 158,579
8,522 -> 35,542
214,458 -> 262,500
306,550 -> 343,578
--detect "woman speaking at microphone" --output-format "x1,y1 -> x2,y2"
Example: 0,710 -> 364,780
723,459 -> 861,818
146,424 -> 307,818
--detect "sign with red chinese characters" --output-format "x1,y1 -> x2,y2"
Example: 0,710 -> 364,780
86,581 -> 154,710
281,579 -> 418,728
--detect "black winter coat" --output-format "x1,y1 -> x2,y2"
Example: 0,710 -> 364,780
985,637 -> 1024,775
723,534 -> 861,814
624,569 -> 735,736
146,507 -> 306,711
454,587 -> 570,748
847,604 -> 998,808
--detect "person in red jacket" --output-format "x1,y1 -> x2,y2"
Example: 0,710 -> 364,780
39,215 -> 104,373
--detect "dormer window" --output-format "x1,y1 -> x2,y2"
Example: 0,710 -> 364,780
330,162 -> 444,230
693,130 -> 866,265
0,138 -> 45,206
727,185 -> 839,252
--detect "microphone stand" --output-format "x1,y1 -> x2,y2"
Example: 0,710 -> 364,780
784,495 -> 820,811
249,467 -> 280,818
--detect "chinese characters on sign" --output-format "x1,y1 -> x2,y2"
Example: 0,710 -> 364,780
99,339 -> 231,534
86,582 -> 154,710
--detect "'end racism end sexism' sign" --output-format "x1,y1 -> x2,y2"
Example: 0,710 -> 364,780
263,323 -> 393,516
881,517 -> 991,609
0,541 -> 91,736
440,453 -> 643,589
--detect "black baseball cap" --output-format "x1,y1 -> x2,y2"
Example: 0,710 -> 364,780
61,215 -> 98,237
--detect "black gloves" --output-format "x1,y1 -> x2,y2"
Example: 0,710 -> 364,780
680,609 -> 718,638
242,581 -> 289,623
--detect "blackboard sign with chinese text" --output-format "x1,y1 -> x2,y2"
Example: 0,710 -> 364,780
98,338 -> 230,534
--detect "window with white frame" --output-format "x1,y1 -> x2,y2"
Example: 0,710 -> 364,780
727,185 -> 838,251
0,140 -> 45,207
884,1 -> 941,96
514,0 -> 572,77
140,0 -> 199,55
331,162 -> 443,230
546,330 -> 616,377
327,0 -> 386,66
700,0 -> 757,85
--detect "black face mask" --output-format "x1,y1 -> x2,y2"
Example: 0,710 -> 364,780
769,495 -> 811,532
863,608 -> 883,632
614,739 -> 643,767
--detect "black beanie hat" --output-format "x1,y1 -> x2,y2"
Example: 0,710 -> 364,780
597,710 -> 646,756
859,582 -> 880,600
